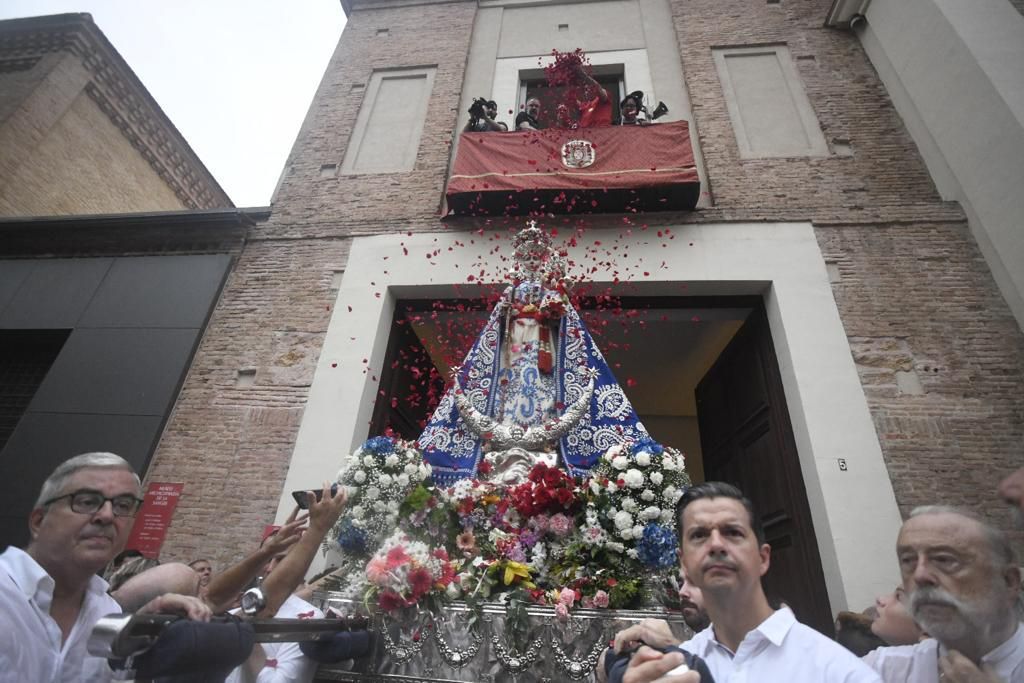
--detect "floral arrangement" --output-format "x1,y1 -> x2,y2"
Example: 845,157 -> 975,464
330,436 -> 432,556
581,440 -> 690,567
365,531 -> 457,612
325,436 -> 690,624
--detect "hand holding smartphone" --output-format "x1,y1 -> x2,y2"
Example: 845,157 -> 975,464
291,483 -> 340,509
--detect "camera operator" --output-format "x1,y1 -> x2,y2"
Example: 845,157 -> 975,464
465,97 -> 508,132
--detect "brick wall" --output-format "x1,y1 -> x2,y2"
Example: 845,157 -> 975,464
265,1 -> 477,234
151,0 -> 1024,565
146,237 -> 351,565
819,222 -> 1024,547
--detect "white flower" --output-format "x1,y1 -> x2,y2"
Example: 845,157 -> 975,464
642,505 -> 662,521
618,527 -> 633,540
446,582 -> 462,600
649,472 -> 664,486
614,510 -> 634,530
397,473 -> 410,487
385,512 -> 398,526
662,455 -> 677,471
350,505 -> 365,519
606,481 -> 619,494
664,485 -> 678,502
626,549 -> 639,559
353,470 -> 367,484
611,455 -> 630,470
589,479 -> 601,495
384,454 -> 399,468
604,444 -> 625,460
387,500 -> 399,512
373,500 -> 385,512
621,498 -> 638,513
636,452 -> 652,467
365,486 -> 380,501
379,473 -> 393,487
632,524 -> 644,538
641,489 -> 656,502
419,463 -> 431,478
404,463 -> 418,475
363,455 -> 375,467
624,469 -> 644,489
606,541 -> 625,553
660,509 -> 673,524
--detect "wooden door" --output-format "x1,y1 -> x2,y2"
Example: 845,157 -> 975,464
695,306 -> 833,634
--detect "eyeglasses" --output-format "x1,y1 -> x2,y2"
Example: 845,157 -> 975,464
43,489 -> 144,517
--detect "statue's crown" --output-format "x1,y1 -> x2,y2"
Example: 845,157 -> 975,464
509,220 -> 567,285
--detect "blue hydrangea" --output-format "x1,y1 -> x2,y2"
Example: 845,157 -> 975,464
361,436 -> 395,457
636,523 -> 678,569
631,440 -> 664,457
337,518 -> 368,553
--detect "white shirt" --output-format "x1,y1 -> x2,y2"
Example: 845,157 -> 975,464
681,607 -> 882,682
225,594 -> 323,683
863,623 -> 1024,683
0,546 -> 121,683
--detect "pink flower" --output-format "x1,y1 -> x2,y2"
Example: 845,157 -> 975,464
548,513 -> 572,537
366,557 -> 389,585
558,587 -> 576,607
555,602 -> 569,622
456,530 -> 477,555
592,590 -> 610,608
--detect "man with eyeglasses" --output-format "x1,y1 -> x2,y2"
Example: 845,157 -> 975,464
0,451 -> 209,682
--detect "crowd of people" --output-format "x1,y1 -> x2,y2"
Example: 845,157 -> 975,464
0,452 -> 353,682
1,450 -> 1021,682
465,64 -> 658,133
599,472 -> 1024,683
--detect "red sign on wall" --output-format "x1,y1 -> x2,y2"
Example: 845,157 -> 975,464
125,482 -> 184,558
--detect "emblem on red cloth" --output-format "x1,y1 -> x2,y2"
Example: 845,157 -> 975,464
561,139 -> 596,168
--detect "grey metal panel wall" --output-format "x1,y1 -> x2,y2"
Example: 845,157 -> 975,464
0,253 -> 231,551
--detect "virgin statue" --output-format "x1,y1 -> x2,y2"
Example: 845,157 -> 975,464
418,223 -> 650,485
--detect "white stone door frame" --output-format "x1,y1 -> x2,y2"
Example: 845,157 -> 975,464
276,222 -> 903,613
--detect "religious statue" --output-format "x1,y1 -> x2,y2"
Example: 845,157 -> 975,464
418,222 -> 651,485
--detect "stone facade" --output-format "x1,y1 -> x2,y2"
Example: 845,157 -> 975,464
0,14 -> 232,215
147,0 -> 1023,578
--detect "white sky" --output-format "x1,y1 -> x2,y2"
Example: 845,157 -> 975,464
0,1 -> 347,207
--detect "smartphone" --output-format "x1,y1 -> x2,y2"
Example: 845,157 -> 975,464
291,483 -> 340,509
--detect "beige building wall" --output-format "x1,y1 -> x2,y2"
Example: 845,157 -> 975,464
0,14 -> 232,217
855,0 -> 1024,331
0,90 -> 186,215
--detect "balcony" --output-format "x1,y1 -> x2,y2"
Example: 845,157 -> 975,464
446,120 -> 700,216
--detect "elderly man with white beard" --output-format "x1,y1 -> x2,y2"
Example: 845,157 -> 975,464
864,506 -> 1024,683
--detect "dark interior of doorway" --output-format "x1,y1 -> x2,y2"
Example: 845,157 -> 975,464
370,296 -> 833,634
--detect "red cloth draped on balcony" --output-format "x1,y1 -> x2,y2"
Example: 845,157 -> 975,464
446,120 -> 700,216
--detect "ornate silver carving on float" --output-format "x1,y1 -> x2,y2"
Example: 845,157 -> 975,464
433,620 -> 483,669
316,597 -> 694,682
550,635 -> 607,680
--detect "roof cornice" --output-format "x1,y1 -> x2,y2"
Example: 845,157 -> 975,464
0,13 -> 234,210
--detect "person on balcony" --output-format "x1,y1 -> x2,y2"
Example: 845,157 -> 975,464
464,98 -> 508,132
516,97 -> 544,130
575,63 -> 612,127
619,91 -> 647,125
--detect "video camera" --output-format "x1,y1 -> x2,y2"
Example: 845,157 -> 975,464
468,96 -> 491,120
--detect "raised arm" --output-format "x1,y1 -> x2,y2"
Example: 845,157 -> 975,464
204,512 -> 308,613
254,483 -> 347,618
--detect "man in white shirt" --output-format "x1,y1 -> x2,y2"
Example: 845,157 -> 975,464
863,505 -> 1023,683
613,481 -> 881,683
0,452 -> 210,683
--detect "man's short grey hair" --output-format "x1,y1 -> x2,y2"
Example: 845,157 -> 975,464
34,452 -> 142,509
909,505 -> 1018,567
